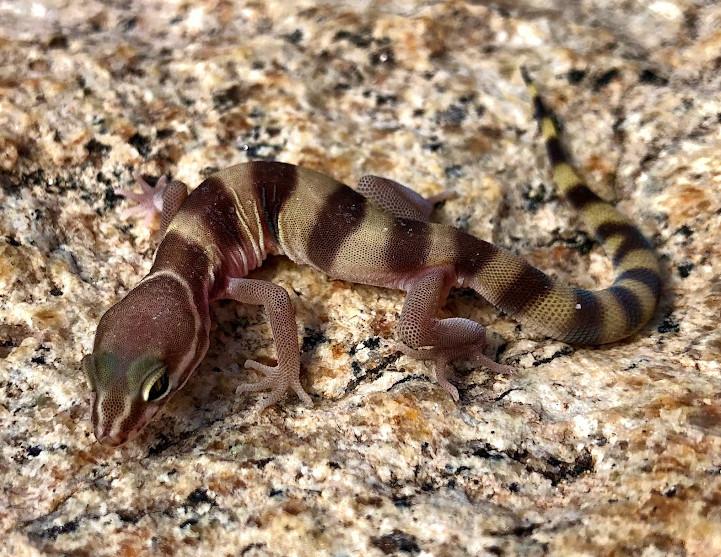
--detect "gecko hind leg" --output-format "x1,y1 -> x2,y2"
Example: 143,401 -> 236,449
357,175 -> 455,221
115,173 -> 188,234
396,266 -> 511,401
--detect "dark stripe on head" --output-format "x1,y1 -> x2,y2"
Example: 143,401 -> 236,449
609,285 -> 643,332
453,231 -> 498,277
307,186 -> 367,271
595,222 -> 652,266
496,263 -> 554,316
564,288 -> 602,344
565,184 -> 599,210
616,268 -> 661,299
250,161 -> 297,243
384,218 -> 431,273
545,136 -> 567,166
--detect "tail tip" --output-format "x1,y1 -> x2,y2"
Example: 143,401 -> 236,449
520,65 -> 533,85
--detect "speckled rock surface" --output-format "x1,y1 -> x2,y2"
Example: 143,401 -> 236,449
2,1 -> 720,555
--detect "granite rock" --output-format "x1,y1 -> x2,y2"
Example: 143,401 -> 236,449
1,1 -> 720,555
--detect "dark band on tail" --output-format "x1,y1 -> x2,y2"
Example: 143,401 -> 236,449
464,68 -> 663,344
565,184 -> 600,210
595,222 -> 653,266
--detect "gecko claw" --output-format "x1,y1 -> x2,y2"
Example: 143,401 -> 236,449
237,359 -> 313,410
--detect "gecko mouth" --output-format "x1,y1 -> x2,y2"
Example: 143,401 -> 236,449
94,421 -> 131,446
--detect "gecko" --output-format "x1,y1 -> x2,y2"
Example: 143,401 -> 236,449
82,70 -> 662,446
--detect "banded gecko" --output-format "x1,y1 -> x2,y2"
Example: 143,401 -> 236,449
83,70 -> 661,446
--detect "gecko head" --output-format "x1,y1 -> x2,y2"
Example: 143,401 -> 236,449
83,275 -> 208,446
82,351 -> 171,446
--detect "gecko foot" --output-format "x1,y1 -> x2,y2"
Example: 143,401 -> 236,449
426,190 -> 458,205
395,342 -> 512,401
115,173 -> 169,228
237,359 -> 313,411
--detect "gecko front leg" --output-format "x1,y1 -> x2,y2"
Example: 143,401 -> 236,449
223,278 -> 312,410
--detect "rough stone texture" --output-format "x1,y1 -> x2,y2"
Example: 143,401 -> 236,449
1,1 -> 720,555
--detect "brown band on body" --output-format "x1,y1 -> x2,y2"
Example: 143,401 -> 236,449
495,263 -> 555,316
565,184 -> 601,210
251,161 -> 297,243
453,230 -> 498,277
182,177 -> 246,251
384,218 -> 432,273
564,288 -> 603,344
307,186 -> 367,271
595,222 -> 652,266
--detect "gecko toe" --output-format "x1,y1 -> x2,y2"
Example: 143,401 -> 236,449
291,380 -> 313,406
433,359 -> 460,402
115,173 -> 172,230
240,359 -> 310,407
395,341 -> 508,402
471,352 -> 513,375
236,377 -> 274,394
243,359 -> 276,376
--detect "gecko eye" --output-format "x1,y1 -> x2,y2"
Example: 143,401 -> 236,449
141,368 -> 170,402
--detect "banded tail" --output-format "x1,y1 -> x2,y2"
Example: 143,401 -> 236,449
463,69 -> 661,344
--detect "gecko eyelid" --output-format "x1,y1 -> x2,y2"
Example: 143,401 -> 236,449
141,367 -> 171,402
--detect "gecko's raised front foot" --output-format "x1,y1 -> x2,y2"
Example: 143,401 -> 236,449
396,342 -> 512,402
115,173 -> 169,227
237,359 -> 312,411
